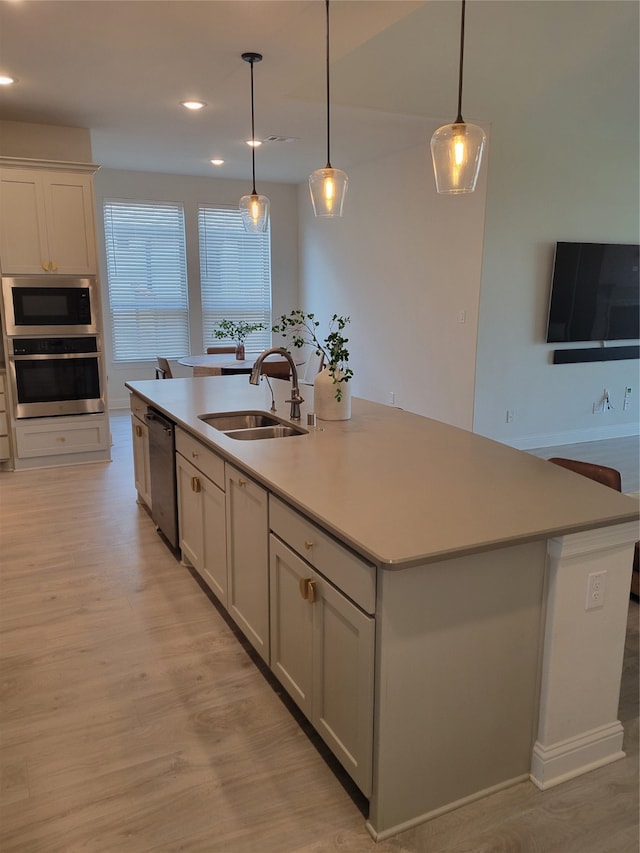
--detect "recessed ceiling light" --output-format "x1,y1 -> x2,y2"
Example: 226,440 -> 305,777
180,100 -> 206,110
210,159 -> 224,167
0,75 -> 16,86
246,139 -> 262,148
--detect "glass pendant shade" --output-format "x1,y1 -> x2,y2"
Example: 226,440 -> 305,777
431,121 -> 485,194
309,167 -> 348,217
239,192 -> 269,233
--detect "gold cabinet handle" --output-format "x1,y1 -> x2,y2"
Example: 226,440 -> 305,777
191,450 -> 199,458
42,262 -> 49,271
298,578 -> 317,603
191,476 -> 201,493
50,261 -> 58,271
135,424 -> 143,437
304,539 -> 314,550
238,478 -> 247,487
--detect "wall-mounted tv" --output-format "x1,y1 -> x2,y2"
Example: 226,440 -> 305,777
546,242 -> 640,343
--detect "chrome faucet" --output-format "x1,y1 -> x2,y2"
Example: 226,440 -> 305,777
249,348 -> 304,420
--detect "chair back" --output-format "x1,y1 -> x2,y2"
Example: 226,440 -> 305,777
261,361 -> 290,379
207,346 -> 236,354
548,457 -> 622,492
155,357 -> 173,379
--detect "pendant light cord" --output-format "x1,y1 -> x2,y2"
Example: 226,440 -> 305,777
456,0 -> 466,124
324,0 -> 332,169
249,57 -> 257,194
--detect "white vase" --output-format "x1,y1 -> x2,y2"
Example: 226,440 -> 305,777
313,367 -> 351,421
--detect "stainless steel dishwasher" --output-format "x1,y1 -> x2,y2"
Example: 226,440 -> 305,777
145,407 -> 179,550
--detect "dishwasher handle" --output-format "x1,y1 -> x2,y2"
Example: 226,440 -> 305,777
145,408 -> 175,434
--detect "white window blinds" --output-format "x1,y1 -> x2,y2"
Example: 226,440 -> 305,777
199,206 -> 272,351
103,200 -> 190,361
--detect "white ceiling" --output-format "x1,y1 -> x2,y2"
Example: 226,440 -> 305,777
0,1 -> 637,184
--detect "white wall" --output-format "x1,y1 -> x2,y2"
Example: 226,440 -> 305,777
296,131 -> 488,431
472,3 -> 640,448
93,169 -> 299,409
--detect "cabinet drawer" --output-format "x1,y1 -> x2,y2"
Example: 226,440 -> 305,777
129,393 -> 147,420
0,435 -> 9,460
0,374 -> 5,394
0,411 -> 7,435
0,391 -> 6,413
176,428 -> 225,489
15,416 -> 108,458
270,496 -> 376,614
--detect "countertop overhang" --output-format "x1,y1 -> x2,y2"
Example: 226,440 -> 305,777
126,376 -> 639,568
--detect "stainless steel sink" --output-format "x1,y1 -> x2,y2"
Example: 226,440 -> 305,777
198,411 -> 307,440
225,425 -> 306,440
199,411 -> 282,431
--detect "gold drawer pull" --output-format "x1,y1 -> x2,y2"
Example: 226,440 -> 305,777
191,476 -> 201,493
304,540 -> 314,550
191,450 -> 199,458
135,424 -> 142,437
299,577 -> 310,599
238,478 -> 247,487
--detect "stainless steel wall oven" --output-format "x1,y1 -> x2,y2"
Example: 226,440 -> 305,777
8,336 -> 105,418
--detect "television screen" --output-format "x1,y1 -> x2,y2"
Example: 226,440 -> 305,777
546,242 -> 640,343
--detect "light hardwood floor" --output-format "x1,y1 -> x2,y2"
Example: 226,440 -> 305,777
0,412 -> 638,852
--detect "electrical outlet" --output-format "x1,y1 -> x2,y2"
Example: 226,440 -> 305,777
388,391 -> 395,406
506,409 -> 514,423
623,386 -> 632,411
585,570 -> 607,610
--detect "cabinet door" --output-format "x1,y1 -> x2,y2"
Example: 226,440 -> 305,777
131,414 -> 152,509
0,169 -> 97,274
176,443 -> 227,604
312,577 -> 375,797
0,169 -> 49,273
226,464 -> 269,663
42,172 -> 97,274
269,536 -> 314,717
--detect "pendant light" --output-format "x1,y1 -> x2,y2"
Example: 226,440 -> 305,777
309,0 -> 348,217
239,52 -> 270,233
430,0 -> 485,194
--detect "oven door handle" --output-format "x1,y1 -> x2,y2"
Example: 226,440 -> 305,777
10,351 -> 101,360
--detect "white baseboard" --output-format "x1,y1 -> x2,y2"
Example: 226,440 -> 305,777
530,721 -> 625,790
509,423 -> 640,450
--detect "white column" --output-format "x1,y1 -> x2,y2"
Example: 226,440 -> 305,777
531,521 -> 637,789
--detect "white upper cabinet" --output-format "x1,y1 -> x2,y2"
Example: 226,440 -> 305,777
0,165 -> 98,275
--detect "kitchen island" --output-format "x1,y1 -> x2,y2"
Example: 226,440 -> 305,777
126,374 -> 638,840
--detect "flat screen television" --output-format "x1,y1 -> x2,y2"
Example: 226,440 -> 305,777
546,242 -> 640,343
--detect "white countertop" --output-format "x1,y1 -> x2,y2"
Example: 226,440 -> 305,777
126,375 -> 639,568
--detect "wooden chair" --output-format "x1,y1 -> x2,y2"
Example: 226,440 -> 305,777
155,357 -> 173,379
206,346 -> 236,354
260,360 -> 291,379
548,457 -> 638,598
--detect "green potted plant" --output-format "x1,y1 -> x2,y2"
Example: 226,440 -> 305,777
272,310 -> 354,418
213,319 -> 265,360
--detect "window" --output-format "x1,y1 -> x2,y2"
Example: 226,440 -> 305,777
199,206 -> 272,351
103,200 -> 190,361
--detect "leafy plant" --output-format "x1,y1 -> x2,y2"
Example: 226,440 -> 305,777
272,310 -> 353,401
213,319 -> 265,345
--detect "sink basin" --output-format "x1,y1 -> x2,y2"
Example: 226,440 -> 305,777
225,425 -> 306,440
199,411 -> 282,431
199,411 -> 307,440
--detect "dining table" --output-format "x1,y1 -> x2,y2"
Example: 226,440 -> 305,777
178,352 -> 303,376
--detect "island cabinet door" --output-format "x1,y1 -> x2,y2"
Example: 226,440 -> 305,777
131,414 -> 151,509
225,464 -> 269,664
269,536 -> 314,718
176,453 -> 227,605
269,533 -> 375,798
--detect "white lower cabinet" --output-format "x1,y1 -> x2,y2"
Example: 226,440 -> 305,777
175,429 -> 227,604
225,464 -> 269,663
131,413 -> 151,509
269,506 -> 375,797
176,453 -> 227,603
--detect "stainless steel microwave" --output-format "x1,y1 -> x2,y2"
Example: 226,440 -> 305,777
1,276 -> 99,336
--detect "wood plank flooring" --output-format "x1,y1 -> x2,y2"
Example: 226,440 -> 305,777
0,412 -> 638,852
